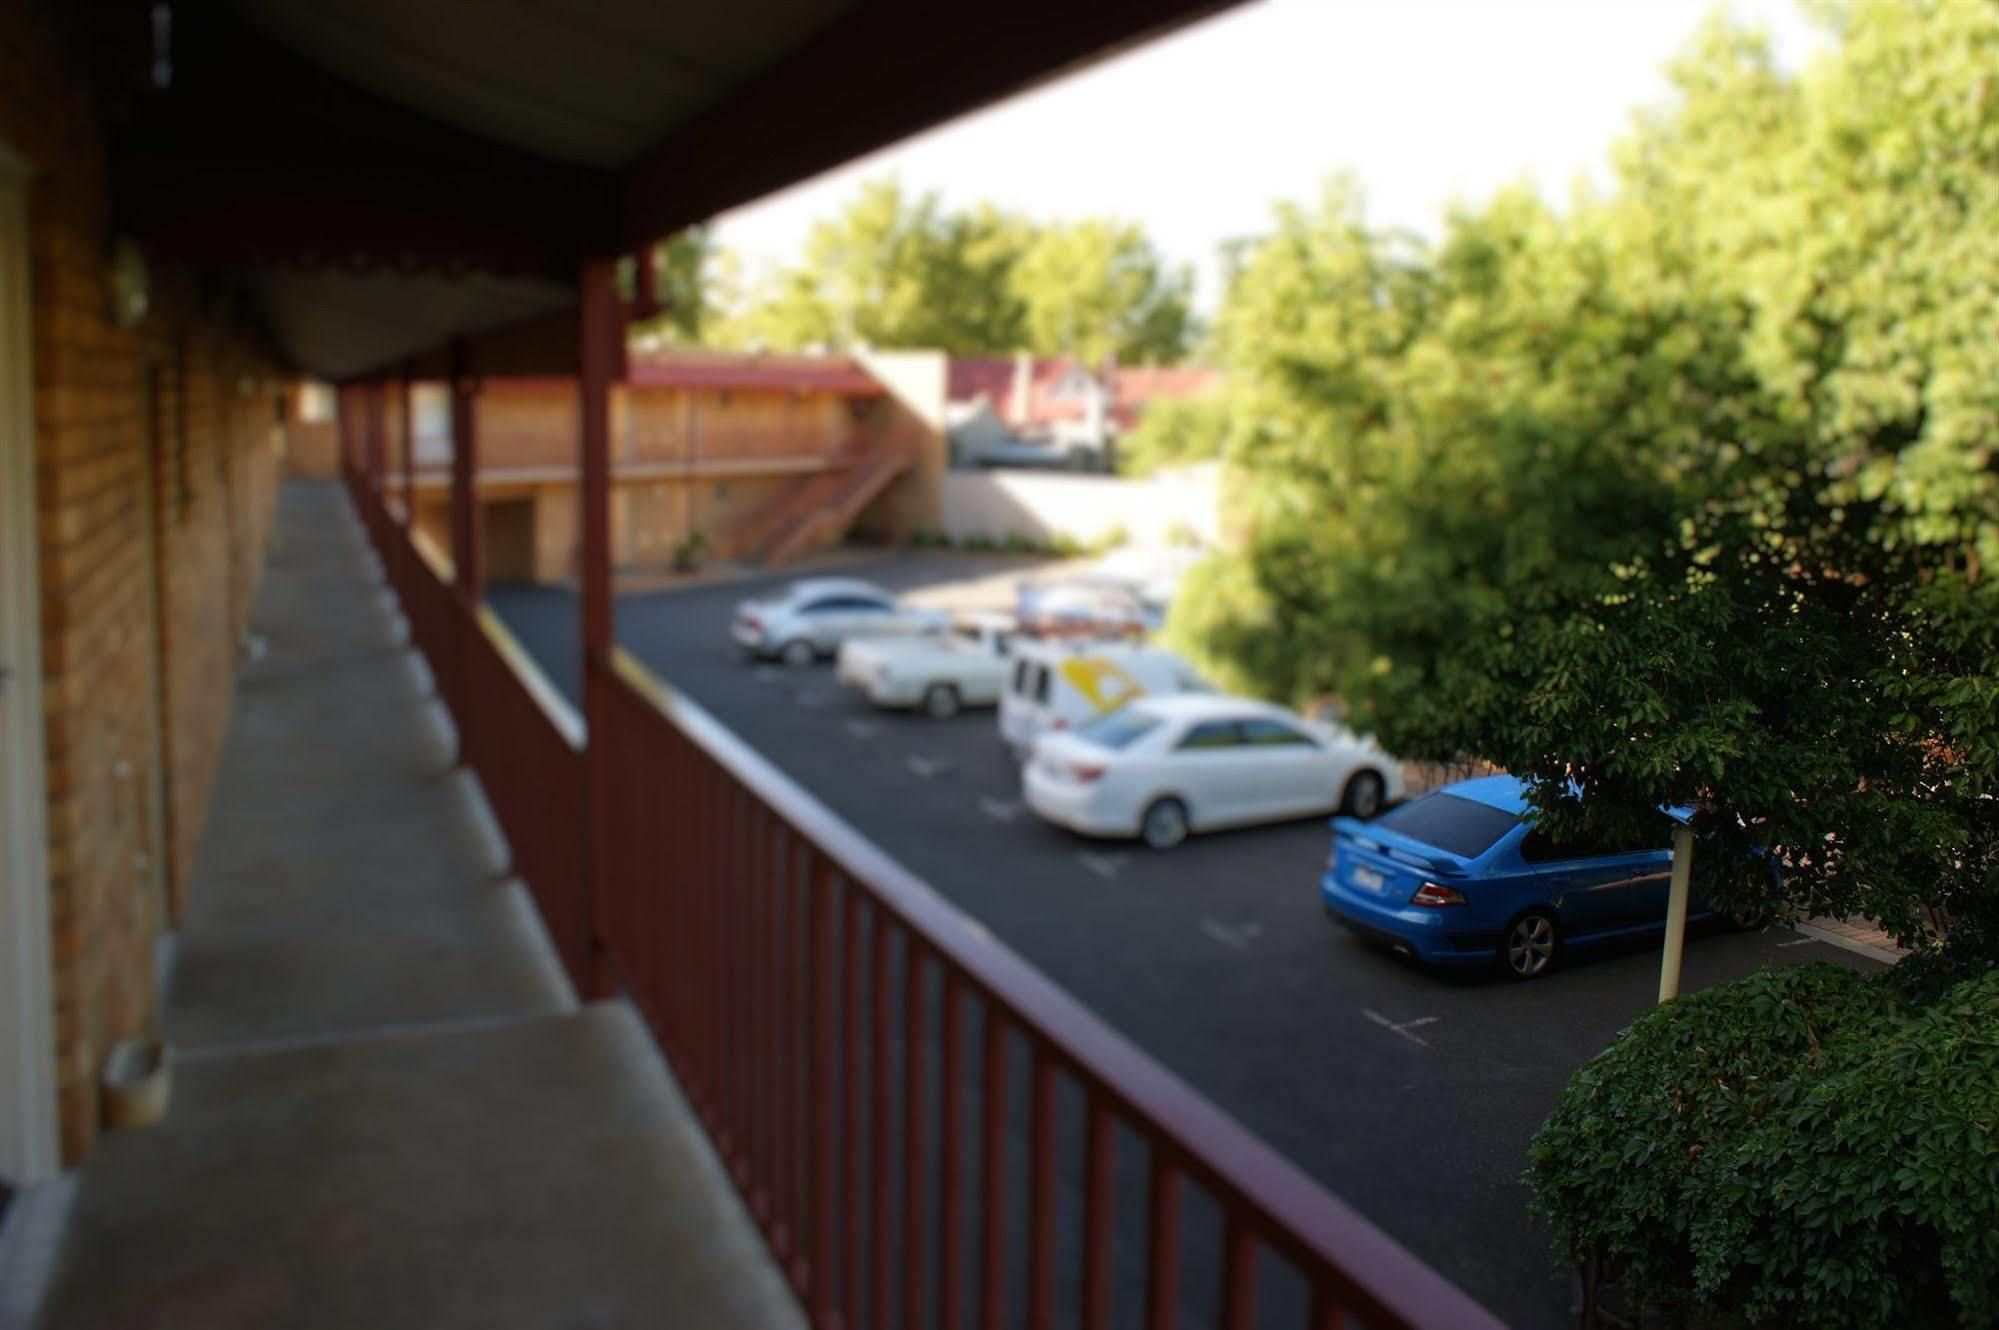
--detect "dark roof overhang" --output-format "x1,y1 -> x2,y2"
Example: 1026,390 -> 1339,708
96,0 -> 1242,379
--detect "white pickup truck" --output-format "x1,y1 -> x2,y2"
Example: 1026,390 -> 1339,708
837,614 -> 1017,718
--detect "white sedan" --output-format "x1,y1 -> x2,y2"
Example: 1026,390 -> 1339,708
1023,694 -> 1404,848
732,577 -> 945,667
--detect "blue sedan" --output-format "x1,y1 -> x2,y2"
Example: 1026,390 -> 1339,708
1321,775 -> 1715,980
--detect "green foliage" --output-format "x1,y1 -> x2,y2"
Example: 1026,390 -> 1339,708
1116,394 -> 1235,476
630,228 -> 716,345
716,177 -> 1191,362
908,528 -> 949,550
1001,532 -> 1042,556
1175,6 -> 1999,960
1528,966 -> 1999,1328
717,180 -> 1030,354
1010,219 -> 1193,364
1088,524 -> 1129,555
669,528 -> 708,573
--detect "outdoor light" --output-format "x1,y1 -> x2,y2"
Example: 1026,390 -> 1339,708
106,238 -> 149,328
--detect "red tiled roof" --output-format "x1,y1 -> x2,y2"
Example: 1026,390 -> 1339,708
946,356 -> 1017,406
947,355 -> 1222,430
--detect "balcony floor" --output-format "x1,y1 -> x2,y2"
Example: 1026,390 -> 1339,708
36,482 -> 803,1330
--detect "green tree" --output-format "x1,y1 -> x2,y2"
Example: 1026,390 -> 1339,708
722,177 -> 1031,353
719,178 -> 1194,362
630,226 -> 716,344
1173,7 -> 1999,965
1011,218 -> 1194,364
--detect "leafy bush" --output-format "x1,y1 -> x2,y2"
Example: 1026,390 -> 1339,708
908,528 -> 949,550
670,529 -> 708,573
1528,966 -> 1999,1328
1001,532 -> 1042,555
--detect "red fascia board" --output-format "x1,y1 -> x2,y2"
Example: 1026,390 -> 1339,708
626,361 -> 886,396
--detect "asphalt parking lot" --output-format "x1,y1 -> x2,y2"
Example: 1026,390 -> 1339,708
489,552 -> 1875,1330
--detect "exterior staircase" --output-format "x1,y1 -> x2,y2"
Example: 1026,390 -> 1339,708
726,439 -> 914,566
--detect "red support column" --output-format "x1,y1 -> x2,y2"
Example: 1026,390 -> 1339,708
399,363 -> 416,529
367,380 -> 387,495
633,245 -> 660,321
448,340 -> 483,603
578,256 -> 623,1000
337,386 -> 354,481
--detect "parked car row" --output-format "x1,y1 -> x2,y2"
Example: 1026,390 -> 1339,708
735,576 -> 1732,982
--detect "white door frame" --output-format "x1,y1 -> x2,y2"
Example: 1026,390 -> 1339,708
0,140 -> 59,1183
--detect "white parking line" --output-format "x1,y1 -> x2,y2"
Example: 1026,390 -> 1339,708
845,719 -> 879,740
1199,918 -> 1264,949
979,796 -> 1023,823
1077,851 -> 1129,880
907,754 -> 952,779
1364,1009 -> 1439,1048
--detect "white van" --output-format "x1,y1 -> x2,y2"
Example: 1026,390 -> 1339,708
998,640 -> 1206,759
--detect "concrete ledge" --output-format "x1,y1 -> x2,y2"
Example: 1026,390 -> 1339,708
38,1005 -> 804,1330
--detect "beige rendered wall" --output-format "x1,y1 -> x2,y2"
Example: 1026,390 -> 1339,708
852,348 -> 947,541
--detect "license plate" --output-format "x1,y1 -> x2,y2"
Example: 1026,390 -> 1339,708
1351,866 -> 1385,892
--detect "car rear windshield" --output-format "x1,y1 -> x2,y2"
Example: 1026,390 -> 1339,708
1370,793 -> 1519,860
1076,709 -> 1161,751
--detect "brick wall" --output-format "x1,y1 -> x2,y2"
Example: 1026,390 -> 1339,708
2,0 -> 285,1161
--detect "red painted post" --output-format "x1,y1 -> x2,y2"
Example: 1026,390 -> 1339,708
1145,1156 -> 1183,1330
978,1006 -> 1009,1330
633,244 -> 660,320
939,975 -> 967,1330
1219,1213 -> 1259,1330
448,340 -> 483,603
336,386 -> 354,480
902,946 -> 928,1330
399,362 -> 416,528
1082,1093 -> 1115,1330
807,857 -> 836,1322
367,380 -> 387,495
578,255 -> 621,1001
1026,1051 -> 1058,1330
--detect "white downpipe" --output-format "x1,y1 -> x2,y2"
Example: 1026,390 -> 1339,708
1657,822 -> 1695,1004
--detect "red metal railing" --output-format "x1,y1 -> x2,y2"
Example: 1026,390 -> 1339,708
338,448 -> 1503,1330
342,462 -> 593,990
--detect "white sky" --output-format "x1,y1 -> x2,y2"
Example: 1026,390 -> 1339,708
712,0 -> 1824,311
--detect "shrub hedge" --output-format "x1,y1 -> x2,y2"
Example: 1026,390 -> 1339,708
1527,965 -> 1999,1328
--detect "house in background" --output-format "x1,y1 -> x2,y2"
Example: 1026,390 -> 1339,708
945,351 -> 1222,470
296,348 -> 948,578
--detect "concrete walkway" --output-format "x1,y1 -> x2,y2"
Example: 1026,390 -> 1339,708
35,483 -> 803,1330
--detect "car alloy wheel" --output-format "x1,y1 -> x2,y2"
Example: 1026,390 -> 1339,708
1140,798 -> 1189,850
1342,770 -> 1386,820
781,639 -> 816,669
923,683 -> 961,719
1503,912 -> 1558,980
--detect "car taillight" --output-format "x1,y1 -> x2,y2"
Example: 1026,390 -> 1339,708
742,614 -> 762,630
1049,716 -> 1068,730
1068,763 -> 1105,783
1410,881 -> 1466,907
